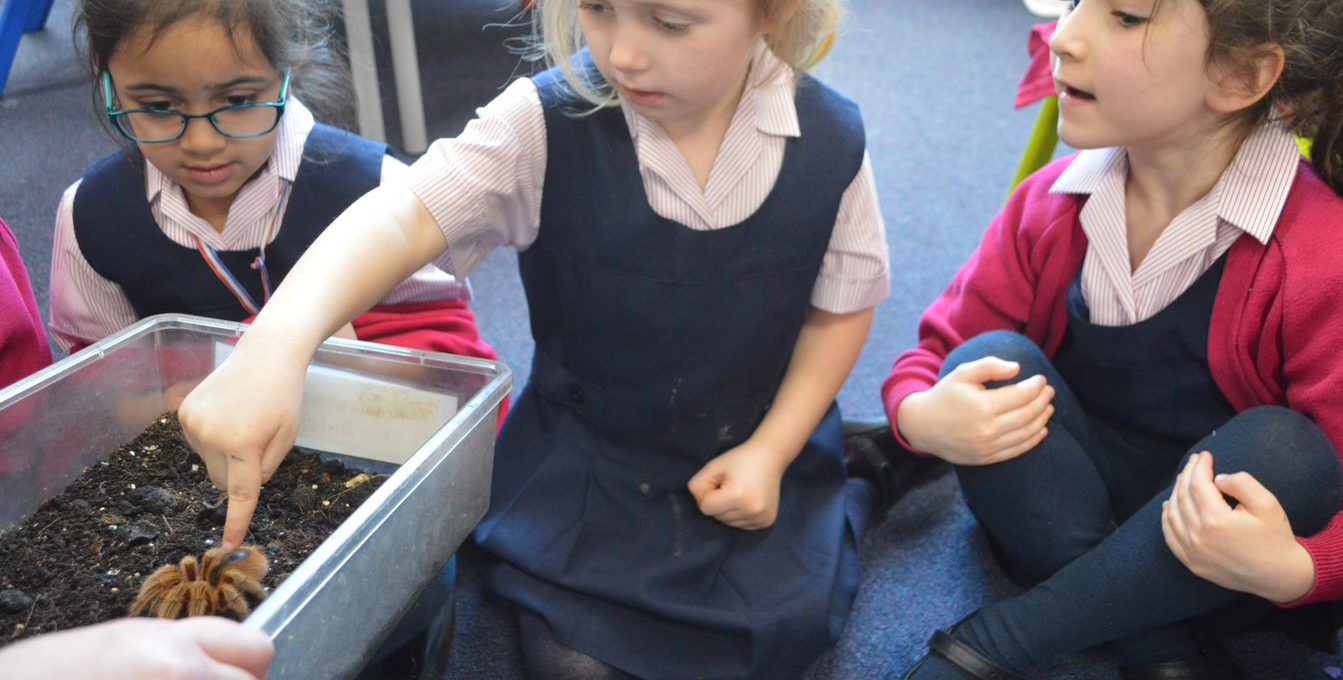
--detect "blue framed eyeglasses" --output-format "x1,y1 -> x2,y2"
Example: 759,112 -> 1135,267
102,71 -> 290,144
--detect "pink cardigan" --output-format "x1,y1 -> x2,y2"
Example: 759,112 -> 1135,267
881,155 -> 1343,606
0,217 -> 51,390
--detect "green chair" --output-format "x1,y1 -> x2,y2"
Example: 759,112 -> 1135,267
1009,96 -> 1060,197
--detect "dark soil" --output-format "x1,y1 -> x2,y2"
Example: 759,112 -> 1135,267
0,414 -> 386,645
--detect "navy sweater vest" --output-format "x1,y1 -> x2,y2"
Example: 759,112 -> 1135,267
73,124 -> 386,321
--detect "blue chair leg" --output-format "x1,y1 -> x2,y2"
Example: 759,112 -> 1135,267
24,0 -> 54,33
0,0 -> 40,97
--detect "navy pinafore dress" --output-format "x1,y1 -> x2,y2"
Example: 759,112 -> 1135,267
474,66 -> 868,679
72,124 -> 385,320
1054,255 -> 1237,514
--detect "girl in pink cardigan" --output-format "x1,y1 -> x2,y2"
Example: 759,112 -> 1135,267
890,1 -> 1343,678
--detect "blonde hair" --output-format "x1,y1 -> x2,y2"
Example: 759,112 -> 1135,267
530,0 -> 845,108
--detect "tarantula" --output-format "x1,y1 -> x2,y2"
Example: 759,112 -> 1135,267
129,545 -> 269,620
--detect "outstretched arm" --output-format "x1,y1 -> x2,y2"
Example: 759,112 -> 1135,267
179,183 -> 447,551
689,307 -> 873,529
180,77 -> 549,551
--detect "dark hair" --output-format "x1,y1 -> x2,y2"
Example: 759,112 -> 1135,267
1192,0 -> 1343,196
74,0 -> 355,131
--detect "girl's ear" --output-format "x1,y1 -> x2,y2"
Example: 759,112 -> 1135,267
760,0 -> 801,35
1208,43 -> 1285,114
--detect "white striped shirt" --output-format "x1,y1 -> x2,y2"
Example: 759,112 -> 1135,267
49,97 -> 470,353
1052,121 -> 1301,326
405,41 -> 890,314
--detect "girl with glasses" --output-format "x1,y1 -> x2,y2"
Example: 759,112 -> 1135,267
49,0 -> 500,374
49,2 -> 500,678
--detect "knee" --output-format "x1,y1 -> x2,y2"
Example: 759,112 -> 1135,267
1220,407 -> 1339,478
941,331 -> 1048,385
1211,407 -> 1343,531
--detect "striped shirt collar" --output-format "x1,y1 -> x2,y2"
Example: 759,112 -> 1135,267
144,96 -> 315,216
620,39 -> 801,142
1050,120 -> 1302,246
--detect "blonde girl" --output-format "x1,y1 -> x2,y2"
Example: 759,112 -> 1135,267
178,0 -> 891,678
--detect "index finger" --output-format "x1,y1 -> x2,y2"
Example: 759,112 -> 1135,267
222,454 -> 263,552
180,426 -> 228,492
1187,452 -> 1229,513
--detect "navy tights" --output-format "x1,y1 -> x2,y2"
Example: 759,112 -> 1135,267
916,332 -> 1342,675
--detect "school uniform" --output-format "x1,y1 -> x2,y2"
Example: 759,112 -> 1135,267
883,122 -> 1343,668
405,42 -> 890,679
49,98 -> 491,361
0,216 -> 52,525
0,217 -> 50,391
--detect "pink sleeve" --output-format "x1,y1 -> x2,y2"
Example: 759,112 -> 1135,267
0,217 -> 52,389
812,153 -> 891,314
48,181 -> 139,353
1275,202 -> 1343,605
880,173 -> 1062,452
1293,518 -> 1343,605
403,78 -> 547,279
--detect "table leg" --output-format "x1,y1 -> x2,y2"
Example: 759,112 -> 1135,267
343,0 -> 387,142
386,0 -> 428,154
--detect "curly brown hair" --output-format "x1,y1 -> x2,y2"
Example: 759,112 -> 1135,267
1188,0 -> 1343,195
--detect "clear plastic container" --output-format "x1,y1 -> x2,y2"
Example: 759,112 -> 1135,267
0,314 -> 510,679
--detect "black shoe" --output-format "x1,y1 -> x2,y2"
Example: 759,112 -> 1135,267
1117,661 -> 1215,680
1117,629 -> 1245,680
842,417 -> 946,514
902,628 -> 1026,680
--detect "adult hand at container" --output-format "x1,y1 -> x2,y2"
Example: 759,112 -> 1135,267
896,357 -> 1055,466
178,334 -> 308,552
0,617 -> 274,680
